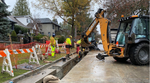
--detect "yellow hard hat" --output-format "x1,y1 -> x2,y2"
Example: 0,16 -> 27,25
69,35 -> 72,38
83,49 -> 85,51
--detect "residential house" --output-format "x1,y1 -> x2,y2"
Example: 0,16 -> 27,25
34,18 -> 60,36
110,28 -> 118,42
7,17 -> 17,30
8,15 -> 40,35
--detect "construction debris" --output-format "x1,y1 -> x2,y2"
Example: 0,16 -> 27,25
43,75 -> 60,83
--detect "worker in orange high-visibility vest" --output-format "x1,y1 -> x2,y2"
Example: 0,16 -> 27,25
50,34 -> 56,57
65,35 -> 72,60
76,39 -> 81,54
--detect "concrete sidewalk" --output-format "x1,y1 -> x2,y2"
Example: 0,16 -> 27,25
60,51 -> 149,83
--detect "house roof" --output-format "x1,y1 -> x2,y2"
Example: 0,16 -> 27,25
3,17 -> 16,23
7,16 -> 32,29
35,18 -> 51,23
34,18 -> 60,27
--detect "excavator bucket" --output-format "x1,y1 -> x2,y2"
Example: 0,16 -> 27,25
81,38 -> 92,48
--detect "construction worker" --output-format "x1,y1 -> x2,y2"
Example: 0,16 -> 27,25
76,39 -> 81,53
50,34 -> 56,57
65,35 -> 72,60
78,48 -> 85,61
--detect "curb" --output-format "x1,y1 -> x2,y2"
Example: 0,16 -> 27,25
4,58 -> 63,83
4,52 -> 77,83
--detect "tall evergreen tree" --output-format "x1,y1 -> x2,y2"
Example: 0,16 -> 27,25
0,2 -> 11,40
12,0 -> 31,16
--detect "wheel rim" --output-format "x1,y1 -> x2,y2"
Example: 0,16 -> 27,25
139,48 -> 148,61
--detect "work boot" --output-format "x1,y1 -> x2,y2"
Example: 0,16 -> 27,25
68,54 -> 71,59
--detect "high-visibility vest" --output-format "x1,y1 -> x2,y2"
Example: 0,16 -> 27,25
65,38 -> 71,45
50,36 -> 56,46
77,39 -> 81,44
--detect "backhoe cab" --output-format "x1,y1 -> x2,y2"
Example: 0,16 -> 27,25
112,15 -> 149,65
81,8 -> 149,65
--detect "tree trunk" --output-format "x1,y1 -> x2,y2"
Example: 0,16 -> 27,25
71,15 -> 75,48
71,23 -> 75,48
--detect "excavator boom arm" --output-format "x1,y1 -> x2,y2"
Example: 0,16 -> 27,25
81,8 -> 111,52
84,18 -> 99,37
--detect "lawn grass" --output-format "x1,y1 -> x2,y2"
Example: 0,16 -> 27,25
39,53 -> 66,65
0,53 -> 66,83
0,47 -> 69,83
0,68 -> 28,83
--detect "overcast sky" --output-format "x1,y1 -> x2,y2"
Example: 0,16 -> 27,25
5,0 -> 101,34
5,0 -> 64,22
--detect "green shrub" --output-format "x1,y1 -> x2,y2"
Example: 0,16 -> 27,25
14,25 -> 28,34
33,33 -> 45,41
58,36 -> 65,43
11,30 -> 17,41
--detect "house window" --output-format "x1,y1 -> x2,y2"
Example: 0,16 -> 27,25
27,19 -> 28,23
38,24 -> 42,28
53,32 -> 55,35
48,32 -> 51,36
41,32 -> 44,35
27,19 -> 30,23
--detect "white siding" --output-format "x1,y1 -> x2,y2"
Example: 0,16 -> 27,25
111,30 -> 117,41
16,17 -> 28,26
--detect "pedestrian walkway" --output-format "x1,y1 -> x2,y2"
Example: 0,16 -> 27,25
60,51 -> 149,83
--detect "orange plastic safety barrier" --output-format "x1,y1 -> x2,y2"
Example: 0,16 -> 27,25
9,48 -> 33,55
0,48 -> 34,57
0,51 -> 7,57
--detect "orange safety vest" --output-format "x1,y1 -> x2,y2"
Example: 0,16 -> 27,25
50,36 -> 56,46
65,38 -> 71,45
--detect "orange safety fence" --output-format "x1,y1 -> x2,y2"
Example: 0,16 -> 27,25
0,42 -> 44,50
0,43 -> 6,50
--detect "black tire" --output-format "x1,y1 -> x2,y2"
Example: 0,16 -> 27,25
113,57 -> 129,62
130,43 -> 149,65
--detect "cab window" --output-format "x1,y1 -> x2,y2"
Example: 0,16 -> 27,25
116,21 -> 132,45
132,18 -> 147,39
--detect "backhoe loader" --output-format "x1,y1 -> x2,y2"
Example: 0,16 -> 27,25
81,8 -> 149,65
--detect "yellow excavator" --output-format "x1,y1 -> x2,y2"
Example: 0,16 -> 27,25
81,8 -> 149,65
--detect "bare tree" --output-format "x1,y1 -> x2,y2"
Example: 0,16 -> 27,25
32,0 -> 92,47
103,0 -> 149,28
